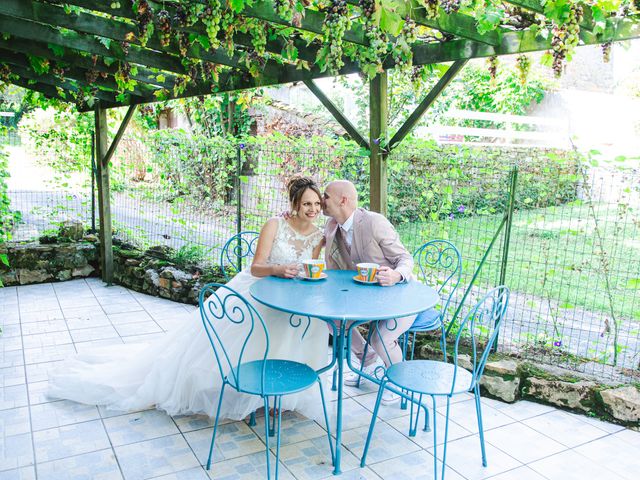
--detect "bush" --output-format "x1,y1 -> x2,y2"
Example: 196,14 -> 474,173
387,139 -> 581,224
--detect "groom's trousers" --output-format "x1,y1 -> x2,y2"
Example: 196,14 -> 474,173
345,314 -> 416,368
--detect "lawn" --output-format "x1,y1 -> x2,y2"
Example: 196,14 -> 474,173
398,200 -> 640,323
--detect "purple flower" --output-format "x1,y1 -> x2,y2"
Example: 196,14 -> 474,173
457,205 -> 466,213
448,213 -> 455,221
239,143 -> 245,149
373,138 -> 380,145
553,341 -> 562,347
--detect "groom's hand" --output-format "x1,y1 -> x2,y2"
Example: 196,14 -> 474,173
376,266 -> 402,287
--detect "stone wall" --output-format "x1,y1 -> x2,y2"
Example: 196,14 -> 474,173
420,341 -> 640,427
113,245 -> 227,305
0,241 -> 98,286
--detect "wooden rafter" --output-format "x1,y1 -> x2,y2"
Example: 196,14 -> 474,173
0,1 -> 255,74
303,79 -> 369,150
388,59 -> 467,150
504,0 -> 595,31
5,63 -> 132,105
0,37 -> 176,89
0,15 -> 188,77
0,49 -> 155,99
66,0 -> 368,45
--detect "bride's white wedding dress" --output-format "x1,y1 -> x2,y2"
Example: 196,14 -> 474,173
49,217 -> 329,421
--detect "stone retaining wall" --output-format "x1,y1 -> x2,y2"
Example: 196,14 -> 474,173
421,341 -> 639,427
0,241 -> 98,286
113,245 -> 226,305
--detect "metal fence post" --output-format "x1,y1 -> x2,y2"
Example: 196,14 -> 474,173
90,131 -> 96,232
494,164 -> 518,349
236,145 -> 243,270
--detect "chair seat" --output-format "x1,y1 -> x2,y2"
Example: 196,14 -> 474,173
229,359 -> 318,396
386,360 -> 473,396
409,308 -> 442,331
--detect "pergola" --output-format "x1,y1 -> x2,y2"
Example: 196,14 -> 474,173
1,0 -> 639,283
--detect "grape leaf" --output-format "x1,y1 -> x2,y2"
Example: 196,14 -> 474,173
379,9 -> 403,36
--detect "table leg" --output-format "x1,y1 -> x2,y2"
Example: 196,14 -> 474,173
333,321 -> 346,475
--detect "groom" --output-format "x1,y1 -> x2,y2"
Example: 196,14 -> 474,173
322,180 -> 414,404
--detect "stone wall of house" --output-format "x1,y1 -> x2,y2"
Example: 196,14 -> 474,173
0,240 -> 99,286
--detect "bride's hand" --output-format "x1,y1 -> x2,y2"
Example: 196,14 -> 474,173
276,263 -> 300,279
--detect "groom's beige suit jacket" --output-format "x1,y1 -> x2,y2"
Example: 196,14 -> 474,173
324,208 -> 413,280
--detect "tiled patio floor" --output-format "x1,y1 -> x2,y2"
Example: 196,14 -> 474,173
1,278 -> 638,480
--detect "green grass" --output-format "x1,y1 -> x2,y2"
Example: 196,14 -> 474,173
399,201 -> 640,322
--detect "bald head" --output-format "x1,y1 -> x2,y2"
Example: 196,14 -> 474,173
328,180 -> 358,206
323,180 -> 358,223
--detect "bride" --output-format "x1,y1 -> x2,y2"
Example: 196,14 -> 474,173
49,176 -> 329,421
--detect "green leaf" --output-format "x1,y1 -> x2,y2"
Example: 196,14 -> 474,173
229,0 -> 245,13
379,9 -> 403,36
47,43 -> 65,57
0,253 -> 9,267
97,37 -> 112,50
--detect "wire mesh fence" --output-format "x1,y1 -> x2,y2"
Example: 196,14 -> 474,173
6,136 -> 639,382
391,147 -> 640,381
7,189 -> 94,241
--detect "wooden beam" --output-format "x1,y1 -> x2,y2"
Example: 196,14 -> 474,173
303,79 -> 369,150
95,107 -> 113,285
66,0 -> 368,46
369,72 -> 388,216
5,76 -> 71,103
0,37 -> 175,89
343,0 -> 504,45
103,105 -> 136,166
503,0 -> 594,31
0,14 -> 189,77
0,1 -> 254,75
0,49 -> 155,99
388,59 -> 467,150
410,19 -> 640,66
59,0 -> 320,63
3,63 -> 126,105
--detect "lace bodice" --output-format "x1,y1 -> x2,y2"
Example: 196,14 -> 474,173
267,217 -> 323,265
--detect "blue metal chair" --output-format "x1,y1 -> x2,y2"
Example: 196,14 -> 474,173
353,240 -> 462,395
403,240 -> 463,363
199,283 -> 334,479
360,286 -> 509,480
219,231 -> 260,281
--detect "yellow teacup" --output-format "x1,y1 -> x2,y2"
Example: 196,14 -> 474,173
302,259 -> 325,279
356,262 -> 379,282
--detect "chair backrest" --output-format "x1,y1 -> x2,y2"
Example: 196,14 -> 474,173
219,231 -> 260,281
450,286 -> 510,392
199,283 -> 269,394
414,240 -> 462,322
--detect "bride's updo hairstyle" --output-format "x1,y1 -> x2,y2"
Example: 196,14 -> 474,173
287,176 -> 322,216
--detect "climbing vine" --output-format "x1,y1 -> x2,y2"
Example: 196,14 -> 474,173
0,0 -> 636,108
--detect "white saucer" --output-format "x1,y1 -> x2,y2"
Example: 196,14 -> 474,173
298,273 -> 328,281
353,275 -> 378,285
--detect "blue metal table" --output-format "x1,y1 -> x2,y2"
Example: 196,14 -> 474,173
250,269 -> 439,475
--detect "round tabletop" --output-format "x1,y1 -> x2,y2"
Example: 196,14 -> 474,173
250,270 -> 440,321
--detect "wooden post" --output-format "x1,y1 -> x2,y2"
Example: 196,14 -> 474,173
369,72 -> 388,215
94,107 -> 113,285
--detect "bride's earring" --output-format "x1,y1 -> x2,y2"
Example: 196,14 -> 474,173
290,209 -> 298,217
